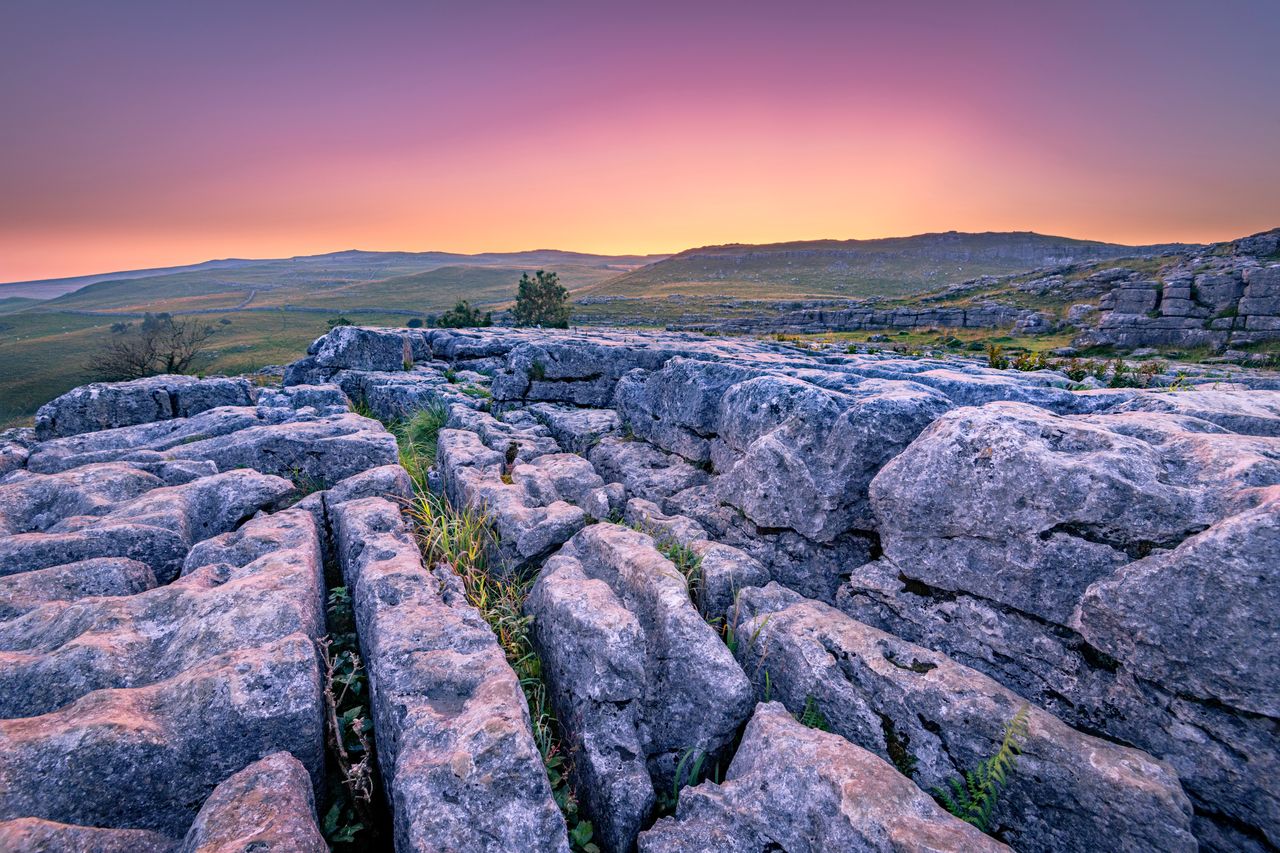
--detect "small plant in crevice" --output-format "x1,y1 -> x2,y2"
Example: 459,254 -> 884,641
317,587 -> 387,850
880,714 -> 918,779
653,538 -> 703,606
288,466 -> 327,498
795,694 -> 829,731
400,449 -> 598,852
389,402 -> 449,491
934,704 -> 1030,836
350,398 -> 377,420
654,746 -> 725,816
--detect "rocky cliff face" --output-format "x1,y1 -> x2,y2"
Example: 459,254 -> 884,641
0,324 -> 1275,851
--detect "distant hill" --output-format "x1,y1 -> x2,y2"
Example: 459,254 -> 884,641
0,249 -> 664,306
584,231 -> 1193,300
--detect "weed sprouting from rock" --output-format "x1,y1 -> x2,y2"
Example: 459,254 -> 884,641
400,439 -> 600,852
934,704 -> 1030,835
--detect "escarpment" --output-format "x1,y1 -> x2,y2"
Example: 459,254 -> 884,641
0,323 -> 1275,852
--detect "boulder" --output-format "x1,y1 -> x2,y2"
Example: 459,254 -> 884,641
178,752 -> 326,853
637,702 -> 1008,853
306,325 -> 412,372
35,376 -> 254,440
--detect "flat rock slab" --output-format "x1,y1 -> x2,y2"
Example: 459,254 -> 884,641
35,375 -> 254,440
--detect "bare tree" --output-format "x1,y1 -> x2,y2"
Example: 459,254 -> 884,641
89,313 -> 220,381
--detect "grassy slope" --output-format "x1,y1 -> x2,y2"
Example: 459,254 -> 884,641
585,232 -> 1177,300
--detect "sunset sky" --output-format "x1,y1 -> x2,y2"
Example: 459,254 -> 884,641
1,0 -> 1278,282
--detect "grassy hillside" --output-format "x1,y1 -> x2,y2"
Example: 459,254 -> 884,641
585,231 -> 1187,299
0,251 -> 651,426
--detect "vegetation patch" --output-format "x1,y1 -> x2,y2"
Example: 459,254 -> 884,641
398,428 -> 600,853
934,704 -> 1030,836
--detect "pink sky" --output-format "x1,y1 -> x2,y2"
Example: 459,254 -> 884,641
1,0 -> 1277,282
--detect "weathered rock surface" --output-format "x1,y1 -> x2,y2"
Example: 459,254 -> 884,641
35,375 -> 254,440
638,702 -> 1009,852
0,634 -> 324,836
5,326 -> 1277,852
331,496 -> 569,853
0,556 -> 156,620
178,751 -> 326,853
0,817 -> 178,852
0,468 -> 296,583
736,583 -> 1196,852
527,523 -> 753,852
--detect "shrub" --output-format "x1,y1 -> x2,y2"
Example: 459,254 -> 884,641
986,344 -> 1010,370
406,317 -> 424,328
512,270 -> 571,328
88,312 -> 219,381
438,300 -> 493,328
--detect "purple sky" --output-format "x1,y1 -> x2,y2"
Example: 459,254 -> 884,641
1,0 -> 1277,281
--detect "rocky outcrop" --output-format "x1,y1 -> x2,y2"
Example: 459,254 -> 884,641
845,397 -> 1280,848
527,523 -> 754,852
35,375 -> 254,440
5,324 -> 1277,852
330,496 -> 569,852
638,702 -> 1009,852
735,583 -> 1196,852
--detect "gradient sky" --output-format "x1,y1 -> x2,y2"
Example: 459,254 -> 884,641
1,0 -> 1278,282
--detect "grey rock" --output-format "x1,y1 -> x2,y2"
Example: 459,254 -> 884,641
622,497 -> 708,545
0,817 -> 178,852
526,553 -> 653,853
0,462 -> 164,535
554,525 -> 754,785
166,412 -> 398,486
306,325 -> 412,372
688,540 -> 769,621
638,702 -> 1008,853
527,403 -> 621,453
24,406 -> 297,474
588,437 -> 708,506
735,583 -> 1196,853
0,557 -> 156,621
0,508 -> 324,719
437,428 -> 585,571
715,376 -> 950,540
0,634 -> 324,837
330,497 -> 568,853
0,469 -> 296,583
35,375 -> 254,440
179,752 -> 326,853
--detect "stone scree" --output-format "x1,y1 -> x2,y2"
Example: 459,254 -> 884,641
0,324 -> 1276,852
